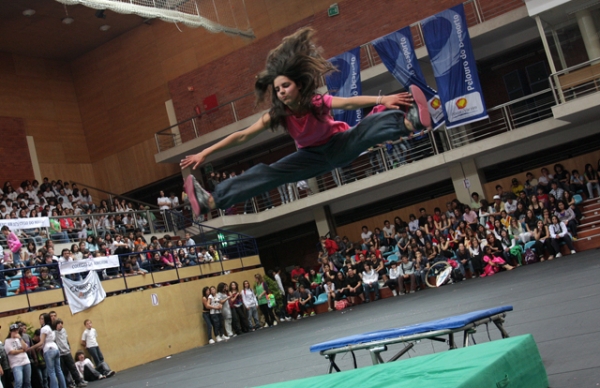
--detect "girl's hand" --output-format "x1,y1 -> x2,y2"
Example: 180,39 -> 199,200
180,152 -> 206,170
382,93 -> 413,109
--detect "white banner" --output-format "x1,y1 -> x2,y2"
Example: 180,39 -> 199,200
62,271 -> 106,314
59,255 -> 120,275
0,217 -> 50,230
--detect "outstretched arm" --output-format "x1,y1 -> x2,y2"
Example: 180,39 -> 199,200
180,112 -> 271,170
331,93 -> 413,111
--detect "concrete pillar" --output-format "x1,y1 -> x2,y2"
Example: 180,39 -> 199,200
576,9 -> 600,62
313,206 -> 336,238
448,159 -> 486,205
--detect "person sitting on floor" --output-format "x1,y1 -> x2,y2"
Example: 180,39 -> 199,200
383,261 -> 400,296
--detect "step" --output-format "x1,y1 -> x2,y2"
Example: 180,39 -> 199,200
574,234 -> 600,251
582,207 -> 600,217
581,201 -> 600,213
578,227 -> 600,238
577,217 -> 600,230
582,197 -> 600,205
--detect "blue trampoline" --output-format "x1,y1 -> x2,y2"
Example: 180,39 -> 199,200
311,305 -> 513,373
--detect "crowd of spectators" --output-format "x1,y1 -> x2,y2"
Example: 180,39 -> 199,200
283,164 -> 599,311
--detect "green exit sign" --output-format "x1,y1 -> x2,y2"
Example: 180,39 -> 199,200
328,3 -> 339,17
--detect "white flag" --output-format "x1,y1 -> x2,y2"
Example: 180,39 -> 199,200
62,271 -> 106,314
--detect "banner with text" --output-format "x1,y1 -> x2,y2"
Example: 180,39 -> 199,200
422,4 -> 488,128
326,47 -> 363,126
62,271 -> 106,314
372,26 -> 445,129
0,217 -> 50,231
59,255 -> 120,275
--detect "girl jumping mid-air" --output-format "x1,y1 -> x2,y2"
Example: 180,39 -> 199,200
180,27 -> 432,215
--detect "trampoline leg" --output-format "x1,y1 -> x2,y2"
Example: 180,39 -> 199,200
388,342 -> 414,362
368,346 -> 387,365
463,331 -> 469,347
448,333 -> 457,349
493,318 -> 510,339
325,354 -> 341,374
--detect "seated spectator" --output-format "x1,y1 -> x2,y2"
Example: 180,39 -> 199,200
297,284 -> 315,317
490,195 -> 504,218
499,229 -> 522,266
549,215 -> 576,257
562,191 -> 583,220
383,261 -> 400,296
455,243 -> 475,277
555,200 -> 578,239
398,255 -> 416,294
480,246 -> 513,277
462,205 -> 479,231
524,172 -> 538,196
360,263 -> 379,302
38,267 -> 60,289
495,185 -> 510,202
584,163 -> 599,198
20,269 -> 42,293
307,268 -> 323,297
286,286 -> 302,319
511,178 -> 524,197
504,196 -> 518,217
553,164 -> 569,189
322,278 -> 339,312
408,214 -> 419,234
510,218 -> 530,243
74,351 -> 109,381
469,193 -> 480,211
549,181 -> 565,201
360,225 -> 373,250
569,170 -> 585,193
344,267 -> 362,305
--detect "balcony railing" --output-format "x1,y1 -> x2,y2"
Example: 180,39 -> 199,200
155,0 -> 525,153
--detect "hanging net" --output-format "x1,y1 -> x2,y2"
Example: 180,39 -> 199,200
55,0 -> 255,38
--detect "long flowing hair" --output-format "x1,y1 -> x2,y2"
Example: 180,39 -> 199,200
255,27 -> 336,132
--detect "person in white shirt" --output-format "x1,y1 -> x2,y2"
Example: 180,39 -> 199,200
361,262 -> 380,302
549,215 -> 576,257
398,256 -> 417,294
384,261 -> 401,296
74,351 -> 108,381
185,232 -> 196,246
504,197 -> 518,216
241,281 -> 261,331
5,323 -> 32,388
80,320 -> 115,377
30,313 -> 68,388
360,225 -> 373,250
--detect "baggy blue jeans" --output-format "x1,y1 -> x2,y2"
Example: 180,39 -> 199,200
213,110 -> 409,209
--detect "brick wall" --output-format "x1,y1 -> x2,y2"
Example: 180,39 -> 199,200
0,117 -> 34,188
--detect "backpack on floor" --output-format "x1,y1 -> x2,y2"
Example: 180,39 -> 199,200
524,248 -> 537,265
451,268 -> 464,282
335,299 -> 350,311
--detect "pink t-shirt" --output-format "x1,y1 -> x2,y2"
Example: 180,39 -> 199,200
285,94 -> 349,148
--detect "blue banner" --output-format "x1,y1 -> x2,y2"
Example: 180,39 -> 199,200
326,47 -> 362,126
371,26 -> 445,129
422,4 -> 488,129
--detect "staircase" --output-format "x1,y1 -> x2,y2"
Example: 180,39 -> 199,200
574,198 -> 600,252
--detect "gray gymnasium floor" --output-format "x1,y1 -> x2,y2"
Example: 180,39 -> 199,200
95,250 -> 600,387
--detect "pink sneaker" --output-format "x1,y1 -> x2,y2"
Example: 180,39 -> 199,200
406,85 -> 432,130
183,175 -> 212,216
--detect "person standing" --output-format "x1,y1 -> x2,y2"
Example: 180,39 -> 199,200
5,324 -> 31,388
30,314 -> 67,388
79,321 -> 114,378
53,319 -> 87,387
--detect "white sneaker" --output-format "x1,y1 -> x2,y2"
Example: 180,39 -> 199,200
209,339 -> 215,344
279,318 -> 285,322
264,323 -> 269,328
231,334 -> 237,338
556,253 -> 562,258
285,317 -> 292,321
571,250 -> 576,254
216,336 -> 223,342
222,335 -> 230,340
273,320 -> 278,326
392,290 -> 397,296
297,314 -> 302,319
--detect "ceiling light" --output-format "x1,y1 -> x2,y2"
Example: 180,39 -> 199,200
99,24 -> 111,31
22,9 -> 36,16
62,17 -> 74,25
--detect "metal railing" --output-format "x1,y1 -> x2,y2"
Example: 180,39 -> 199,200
155,0 -> 526,153
548,57 -> 600,105
0,238 -> 260,313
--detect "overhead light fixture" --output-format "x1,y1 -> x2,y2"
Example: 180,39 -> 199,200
22,9 -> 36,16
62,17 -> 74,25
99,24 -> 111,31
